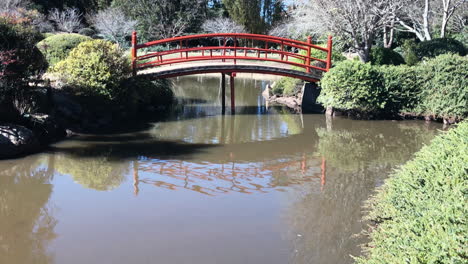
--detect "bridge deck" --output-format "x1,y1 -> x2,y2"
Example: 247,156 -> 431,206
138,62 -> 323,82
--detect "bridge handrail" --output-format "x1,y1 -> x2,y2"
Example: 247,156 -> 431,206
130,32 -> 333,76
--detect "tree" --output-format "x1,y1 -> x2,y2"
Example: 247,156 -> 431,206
223,0 -> 284,34
90,7 -> 137,48
439,0 -> 466,38
395,0 -> 467,40
112,0 -> 208,41
202,17 -> 246,45
48,7 -> 82,33
289,0 -> 397,62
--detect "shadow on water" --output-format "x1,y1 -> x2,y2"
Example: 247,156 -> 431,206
47,134 -> 216,161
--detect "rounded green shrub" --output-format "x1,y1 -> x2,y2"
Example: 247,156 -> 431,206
37,33 -> 91,67
318,60 -> 386,113
415,38 -> 466,60
370,47 -> 405,66
414,54 -> 468,120
52,39 -> 131,100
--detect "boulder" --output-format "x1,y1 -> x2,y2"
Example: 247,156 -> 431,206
21,113 -> 66,144
0,124 -> 40,159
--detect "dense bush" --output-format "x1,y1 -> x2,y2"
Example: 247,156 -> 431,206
318,60 -> 386,113
272,77 -> 303,96
78,28 -> 96,37
415,38 -> 466,60
414,54 -> 468,120
379,65 -> 421,114
356,121 -> 468,264
370,47 -> 405,66
36,33 -> 91,67
0,17 -> 46,83
52,39 -> 131,100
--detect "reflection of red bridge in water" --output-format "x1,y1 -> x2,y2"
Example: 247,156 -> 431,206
132,155 -> 326,196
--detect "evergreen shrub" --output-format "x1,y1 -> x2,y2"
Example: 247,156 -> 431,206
415,38 -> 466,60
356,121 -> 468,264
52,39 -> 131,100
37,33 -> 91,67
370,47 -> 405,66
317,60 -> 386,113
414,54 -> 468,120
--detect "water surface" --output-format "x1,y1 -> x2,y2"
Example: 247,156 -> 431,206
0,76 -> 443,264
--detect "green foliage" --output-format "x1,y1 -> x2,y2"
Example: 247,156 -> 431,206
0,17 -> 46,82
78,27 -> 96,37
370,47 -> 405,66
120,77 -> 174,108
318,60 -> 386,113
36,33 -> 91,67
415,38 -> 466,60
379,65 -> 421,114
357,121 -> 468,264
52,39 -> 131,100
413,54 -> 468,120
272,77 -> 302,96
401,39 -> 419,66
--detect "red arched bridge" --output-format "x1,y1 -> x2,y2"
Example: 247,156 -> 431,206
130,32 -> 333,112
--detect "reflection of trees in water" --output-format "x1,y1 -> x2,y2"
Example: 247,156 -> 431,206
286,118 -> 442,264
316,119 -> 441,171
170,76 -> 269,118
53,151 -> 130,191
150,113 -> 303,144
0,157 -> 56,264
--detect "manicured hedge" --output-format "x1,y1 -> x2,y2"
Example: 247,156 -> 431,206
415,38 -> 466,60
413,54 -> 468,121
317,60 -> 386,114
356,121 -> 468,264
37,33 -> 91,67
318,54 -> 467,120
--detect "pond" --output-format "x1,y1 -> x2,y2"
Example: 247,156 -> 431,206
0,75 -> 443,264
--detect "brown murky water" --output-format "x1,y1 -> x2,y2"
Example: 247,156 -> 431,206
0,76 -> 443,264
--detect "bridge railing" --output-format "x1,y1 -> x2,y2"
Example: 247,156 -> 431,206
131,32 -> 333,76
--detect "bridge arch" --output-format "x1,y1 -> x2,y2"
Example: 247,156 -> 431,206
130,32 -> 333,82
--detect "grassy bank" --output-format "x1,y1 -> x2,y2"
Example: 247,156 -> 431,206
356,121 -> 467,263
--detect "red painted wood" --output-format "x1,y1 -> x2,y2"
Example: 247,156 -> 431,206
131,32 -> 333,79
326,36 -> 333,71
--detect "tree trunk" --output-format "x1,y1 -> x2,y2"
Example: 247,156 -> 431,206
423,0 -> 432,40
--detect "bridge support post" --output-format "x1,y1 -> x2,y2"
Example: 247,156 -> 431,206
230,74 -> 235,114
221,73 -> 226,115
306,36 -> 312,73
131,31 -> 137,76
326,35 -> 333,71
